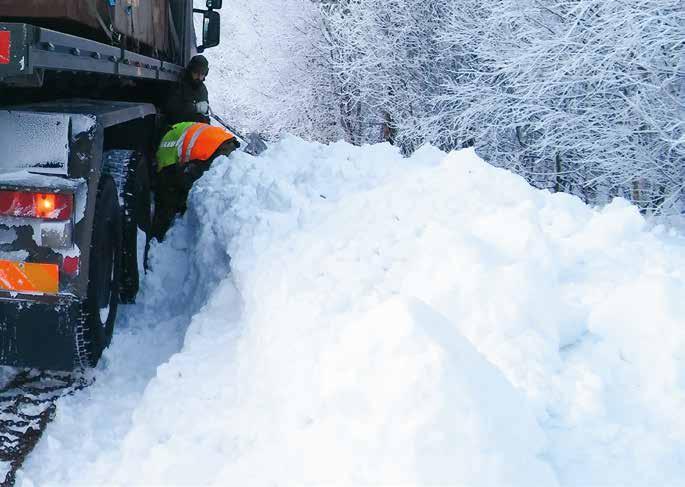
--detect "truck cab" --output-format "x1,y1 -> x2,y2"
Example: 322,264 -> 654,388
0,0 -> 222,370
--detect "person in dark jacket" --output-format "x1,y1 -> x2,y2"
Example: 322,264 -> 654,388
166,55 -> 211,124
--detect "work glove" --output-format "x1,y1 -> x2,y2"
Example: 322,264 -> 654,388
195,101 -> 209,115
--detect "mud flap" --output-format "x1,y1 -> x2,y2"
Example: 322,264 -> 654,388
0,295 -> 82,370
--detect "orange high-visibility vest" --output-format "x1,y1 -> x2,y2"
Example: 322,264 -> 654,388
180,123 -> 236,164
157,122 -> 236,171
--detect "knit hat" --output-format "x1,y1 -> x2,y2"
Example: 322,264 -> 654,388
187,55 -> 209,76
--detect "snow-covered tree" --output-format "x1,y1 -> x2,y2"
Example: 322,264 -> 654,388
442,0 -> 684,211
205,0 -> 344,141
206,0 -> 684,212
316,0 -> 453,151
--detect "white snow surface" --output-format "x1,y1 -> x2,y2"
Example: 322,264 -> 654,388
0,112 -> 70,175
19,137 -> 685,486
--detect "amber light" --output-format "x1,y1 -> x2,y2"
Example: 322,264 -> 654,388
0,190 -> 73,221
34,194 -> 56,218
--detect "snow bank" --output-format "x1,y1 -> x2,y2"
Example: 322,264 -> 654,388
22,138 -> 685,486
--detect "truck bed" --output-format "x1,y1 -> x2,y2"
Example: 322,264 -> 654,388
0,22 -> 183,84
0,0 -> 170,57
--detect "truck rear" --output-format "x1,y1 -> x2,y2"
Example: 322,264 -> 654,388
0,0 -> 223,370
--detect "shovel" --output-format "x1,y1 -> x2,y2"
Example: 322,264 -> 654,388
209,110 -> 268,156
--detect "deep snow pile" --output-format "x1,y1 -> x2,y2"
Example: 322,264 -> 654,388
22,137 -> 685,486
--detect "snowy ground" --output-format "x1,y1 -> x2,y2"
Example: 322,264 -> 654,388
17,137 -> 685,486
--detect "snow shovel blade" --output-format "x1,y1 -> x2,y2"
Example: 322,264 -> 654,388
244,133 -> 268,156
209,113 -> 267,156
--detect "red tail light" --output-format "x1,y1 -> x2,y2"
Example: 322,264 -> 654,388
0,31 -> 10,65
62,256 -> 80,276
0,190 -> 73,221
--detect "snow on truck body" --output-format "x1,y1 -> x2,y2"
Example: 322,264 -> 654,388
0,102 -> 154,369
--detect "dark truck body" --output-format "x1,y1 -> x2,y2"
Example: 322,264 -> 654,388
0,1 -> 221,370
0,101 -> 155,369
0,21 -> 183,85
0,0 -> 171,57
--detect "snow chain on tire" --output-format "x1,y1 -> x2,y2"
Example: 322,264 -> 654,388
103,150 -> 151,303
73,311 -> 91,369
0,370 -> 94,486
73,174 -> 122,369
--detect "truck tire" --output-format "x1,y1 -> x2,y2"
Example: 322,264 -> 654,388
75,176 -> 122,368
120,151 -> 152,303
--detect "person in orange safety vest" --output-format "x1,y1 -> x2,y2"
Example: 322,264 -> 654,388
152,122 -> 240,241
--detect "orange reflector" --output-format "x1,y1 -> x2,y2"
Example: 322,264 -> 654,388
0,260 -> 59,294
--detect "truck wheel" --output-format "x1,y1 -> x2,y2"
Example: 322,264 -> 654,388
75,176 -> 122,368
119,152 -> 152,303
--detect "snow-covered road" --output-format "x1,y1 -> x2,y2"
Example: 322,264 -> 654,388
18,137 -> 685,486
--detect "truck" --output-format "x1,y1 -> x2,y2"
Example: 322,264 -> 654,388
0,0 -> 223,370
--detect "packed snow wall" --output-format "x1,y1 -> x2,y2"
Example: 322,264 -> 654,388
19,138 -> 685,486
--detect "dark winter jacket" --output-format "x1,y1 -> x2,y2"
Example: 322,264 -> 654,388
166,71 -> 210,125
